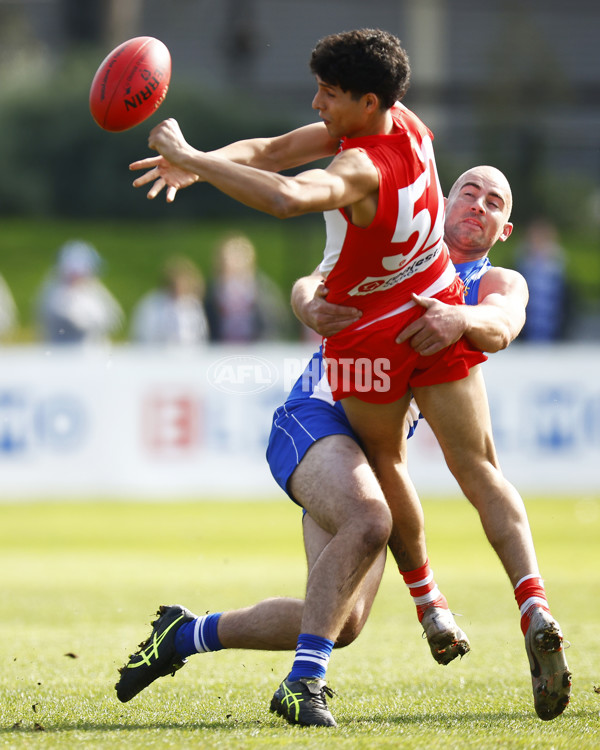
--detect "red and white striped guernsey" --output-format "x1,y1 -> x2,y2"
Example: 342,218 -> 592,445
320,102 -> 454,332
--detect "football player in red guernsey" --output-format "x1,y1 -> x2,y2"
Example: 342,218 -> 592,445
118,29 -> 570,727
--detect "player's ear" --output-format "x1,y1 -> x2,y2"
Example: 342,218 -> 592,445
499,222 -> 513,242
364,93 -> 379,112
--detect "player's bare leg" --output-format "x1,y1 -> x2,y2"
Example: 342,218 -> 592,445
287,435 -> 391,639
413,366 -> 571,719
217,511 -> 385,649
342,392 -> 470,665
269,434 -> 392,727
116,434 -> 391,720
413,368 -> 538,585
302,511 -> 386,646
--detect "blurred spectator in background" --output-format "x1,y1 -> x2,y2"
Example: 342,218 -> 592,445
0,273 -> 18,342
516,219 -> 572,342
204,234 -> 291,342
130,255 -> 209,346
35,240 -> 123,345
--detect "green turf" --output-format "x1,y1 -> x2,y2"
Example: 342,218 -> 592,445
1,497 -> 599,748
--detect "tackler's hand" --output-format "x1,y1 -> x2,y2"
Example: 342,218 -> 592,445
303,284 -> 362,337
396,294 -> 466,355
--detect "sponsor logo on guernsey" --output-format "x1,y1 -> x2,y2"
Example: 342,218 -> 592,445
348,244 -> 441,297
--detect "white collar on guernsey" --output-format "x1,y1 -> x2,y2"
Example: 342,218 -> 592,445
354,263 -> 456,331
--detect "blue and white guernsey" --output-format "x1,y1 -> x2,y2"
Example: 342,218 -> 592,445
454,258 -> 491,307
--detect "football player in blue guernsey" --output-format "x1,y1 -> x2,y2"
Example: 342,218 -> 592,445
115,166 -> 571,724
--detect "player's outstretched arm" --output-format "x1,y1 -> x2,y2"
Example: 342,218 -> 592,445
129,120 -> 338,203
396,267 -> 528,355
131,119 -> 377,216
210,122 -> 338,172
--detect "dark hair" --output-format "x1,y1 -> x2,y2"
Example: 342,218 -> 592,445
309,28 -> 410,109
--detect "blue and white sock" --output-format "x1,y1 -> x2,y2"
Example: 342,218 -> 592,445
288,633 -> 334,682
174,613 -> 224,658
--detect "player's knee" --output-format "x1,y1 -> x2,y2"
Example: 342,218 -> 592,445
335,609 -> 367,648
349,503 -> 392,558
335,623 -> 360,648
357,502 -> 392,555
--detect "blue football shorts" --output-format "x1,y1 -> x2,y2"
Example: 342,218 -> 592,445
266,394 -> 420,506
266,396 -> 358,506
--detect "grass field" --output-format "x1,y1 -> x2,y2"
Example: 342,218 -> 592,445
1,497 -> 599,749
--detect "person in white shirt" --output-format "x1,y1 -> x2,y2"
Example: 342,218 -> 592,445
35,240 -> 123,345
131,255 -> 209,346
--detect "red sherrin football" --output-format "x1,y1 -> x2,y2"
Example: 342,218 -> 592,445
89,36 -> 171,132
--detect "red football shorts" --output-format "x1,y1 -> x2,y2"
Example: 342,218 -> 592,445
323,277 -> 487,404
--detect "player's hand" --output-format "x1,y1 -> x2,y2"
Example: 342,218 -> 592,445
130,119 -> 201,202
396,293 -> 466,355
301,284 -> 362,337
129,156 -> 199,202
147,118 -> 192,163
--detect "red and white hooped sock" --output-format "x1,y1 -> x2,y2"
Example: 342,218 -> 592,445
514,573 -> 550,635
401,559 -> 448,623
